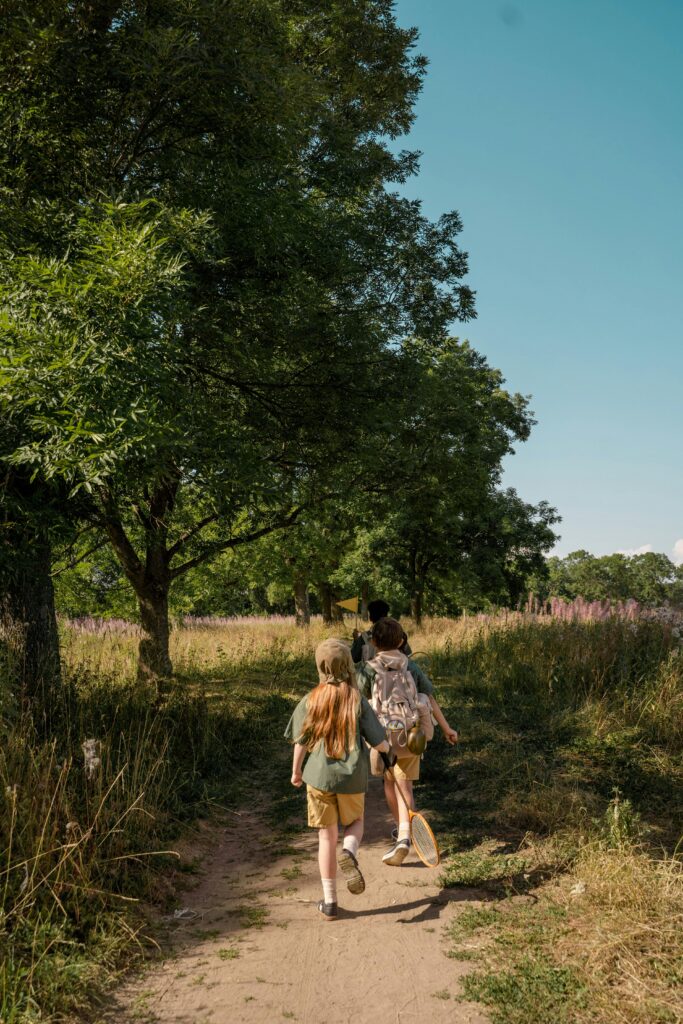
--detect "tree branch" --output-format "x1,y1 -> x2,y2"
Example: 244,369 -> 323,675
51,523 -> 98,564
167,513 -> 220,559
50,538 -> 110,578
169,507 -> 303,580
99,490 -> 144,588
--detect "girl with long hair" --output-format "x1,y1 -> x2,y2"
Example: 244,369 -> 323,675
285,638 -> 389,919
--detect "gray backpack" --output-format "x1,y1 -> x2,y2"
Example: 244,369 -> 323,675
368,651 -> 419,755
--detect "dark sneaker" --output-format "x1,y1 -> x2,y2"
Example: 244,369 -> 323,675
391,826 -> 399,842
338,848 -> 365,895
317,900 -> 338,920
382,839 -> 410,866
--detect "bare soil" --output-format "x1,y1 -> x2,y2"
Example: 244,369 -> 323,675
104,780 -> 489,1024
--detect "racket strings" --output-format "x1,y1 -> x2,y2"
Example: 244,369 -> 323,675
410,813 -> 440,867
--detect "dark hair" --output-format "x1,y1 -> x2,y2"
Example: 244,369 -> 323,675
371,617 -> 404,650
368,599 -> 390,623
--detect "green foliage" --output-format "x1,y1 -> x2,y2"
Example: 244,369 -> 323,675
327,338 -> 559,618
52,542 -> 138,621
597,791 -> 646,850
0,660 -> 295,1020
427,618 -> 682,1024
462,956 -> 587,1024
536,549 -> 683,607
1,0 -> 496,677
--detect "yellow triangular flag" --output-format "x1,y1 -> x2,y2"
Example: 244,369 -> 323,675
335,596 -> 359,613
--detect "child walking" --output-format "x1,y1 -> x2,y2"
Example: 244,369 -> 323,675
285,638 -> 389,920
351,599 -> 412,663
355,617 -> 458,866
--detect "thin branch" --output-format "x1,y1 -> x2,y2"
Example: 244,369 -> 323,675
51,523 -> 98,564
167,513 -> 220,559
169,506 -> 303,580
50,538 -> 109,578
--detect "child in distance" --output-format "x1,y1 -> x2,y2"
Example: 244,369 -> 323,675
356,618 -> 457,866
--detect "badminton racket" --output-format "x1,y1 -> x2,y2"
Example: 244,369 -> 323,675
380,751 -> 440,868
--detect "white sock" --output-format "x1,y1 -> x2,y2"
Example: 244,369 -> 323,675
343,835 -> 360,859
322,878 -> 337,904
398,823 -> 410,843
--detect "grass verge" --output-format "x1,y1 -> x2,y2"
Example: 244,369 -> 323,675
0,637 -> 309,1022
421,618 -> 683,1024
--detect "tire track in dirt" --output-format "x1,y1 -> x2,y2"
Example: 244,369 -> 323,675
104,780 -> 489,1024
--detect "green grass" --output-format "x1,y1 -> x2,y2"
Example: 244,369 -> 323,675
280,865 -> 303,881
462,957 -> 587,1024
3,615 -> 682,1024
217,947 -> 240,961
0,655 -> 299,1023
440,849 -> 528,888
421,618 -> 683,1024
447,906 -> 500,940
237,905 -> 270,930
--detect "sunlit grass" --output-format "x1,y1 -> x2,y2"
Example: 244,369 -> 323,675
3,612 -> 682,1022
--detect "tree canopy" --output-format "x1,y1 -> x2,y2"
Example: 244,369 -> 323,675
1,0 -> 556,690
531,550 -> 683,608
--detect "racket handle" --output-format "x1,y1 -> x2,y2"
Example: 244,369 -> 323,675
380,750 -> 409,814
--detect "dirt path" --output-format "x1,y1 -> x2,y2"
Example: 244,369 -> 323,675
106,780 -> 489,1024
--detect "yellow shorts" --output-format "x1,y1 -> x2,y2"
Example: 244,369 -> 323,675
393,754 -> 421,781
306,787 -> 365,828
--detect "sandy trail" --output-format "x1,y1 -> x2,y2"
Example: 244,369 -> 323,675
106,780 -> 488,1024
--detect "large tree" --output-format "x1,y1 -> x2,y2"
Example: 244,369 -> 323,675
1,1 -> 475,683
368,338 -> 555,622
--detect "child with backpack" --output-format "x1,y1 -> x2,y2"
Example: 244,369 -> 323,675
351,599 -> 412,663
285,638 -> 390,919
355,617 -> 458,866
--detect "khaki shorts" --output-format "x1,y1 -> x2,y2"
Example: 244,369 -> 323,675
393,754 -> 421,781
306,787 -> 365,828
370,750 -> 422,780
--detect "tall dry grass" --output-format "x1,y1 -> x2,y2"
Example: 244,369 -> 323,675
425,614 -> 683,1024
1,620 -> 297,1022
3,611 -> 682,1022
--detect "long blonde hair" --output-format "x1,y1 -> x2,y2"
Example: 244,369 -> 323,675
301,640 -> 360,760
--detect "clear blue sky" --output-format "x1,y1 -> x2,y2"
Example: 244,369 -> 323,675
394,0 -> 683,561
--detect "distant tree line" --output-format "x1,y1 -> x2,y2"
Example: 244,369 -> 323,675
1,1 -> 556,699
528,550 -> 683,608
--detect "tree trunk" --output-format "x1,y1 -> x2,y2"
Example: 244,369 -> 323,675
103,541 -> 175,688
410,589 -> 423,626
294,578 -> 310,627
360,582 -> 369,620
408,546 -> 427,626
331,594 -> 344,623
2,526 -> 61,713
102,482 -> 177,687
318,582 -> 333,625
137,582 -> 172,683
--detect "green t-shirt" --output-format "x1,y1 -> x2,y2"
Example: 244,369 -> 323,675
284,693 -> 386,794
355,656 -> 434,701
